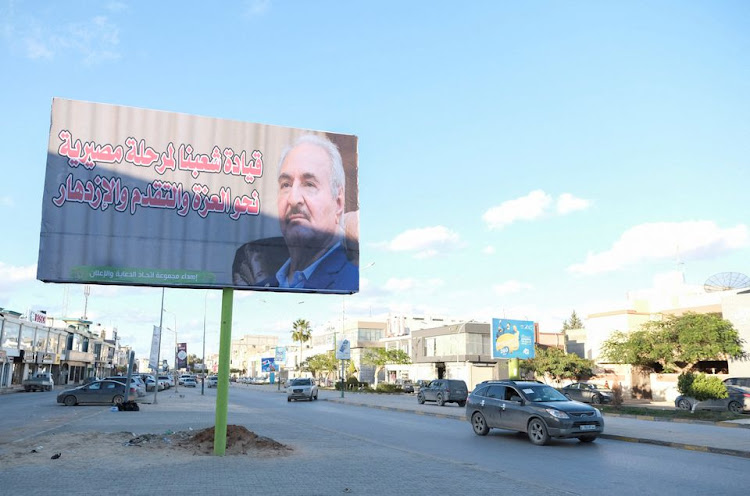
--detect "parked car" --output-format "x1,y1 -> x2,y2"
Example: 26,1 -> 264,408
22,372 -> 54,392
287,378 -> 318,402
145,377 -> 166,391
723,377 -> 750,388
158,375 -> 174,388
675,385 -> 750,413
417,379 -> 468,407
206,376 -> 218,388
560,382 -> 613,405
57,379 -> 133,406
183,377 -> 197,387
103,376 -> 146,398
179,374 -> 195,385
466,380 -> 605,445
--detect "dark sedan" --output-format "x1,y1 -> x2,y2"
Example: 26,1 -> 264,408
56,379 -> 134,406
560,382 -> 613,404
467,380 -> 604,445
675,385 -> 750,413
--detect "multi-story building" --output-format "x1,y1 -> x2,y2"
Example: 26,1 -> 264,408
230,334 -> 279,376
0,309 -> 123,390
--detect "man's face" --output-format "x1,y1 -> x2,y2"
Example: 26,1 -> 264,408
277,142 -> 343,248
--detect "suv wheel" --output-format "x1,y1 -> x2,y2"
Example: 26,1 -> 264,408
578,435 -> 597,443
436,393 -> 445,406
458,400 -> 466,407
471,412 -> 489,436
728,401 -> 742,414
527,418 -> 549,446
417,393 -> 425,404
591,394 -> 602,405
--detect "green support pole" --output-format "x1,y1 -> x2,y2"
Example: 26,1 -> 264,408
509,358 -> 519,379
214,288 -> 233,456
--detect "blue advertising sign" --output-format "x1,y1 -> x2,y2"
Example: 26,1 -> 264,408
261,357 -> 276,372
491,318 -> 535,359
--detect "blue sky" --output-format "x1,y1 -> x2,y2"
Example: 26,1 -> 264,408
1,1 -> 748,360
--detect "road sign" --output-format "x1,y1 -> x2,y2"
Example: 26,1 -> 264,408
336,339 -> 351,360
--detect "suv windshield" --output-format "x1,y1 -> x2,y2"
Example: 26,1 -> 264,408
290,379 -> 311,386
521,385 -> 569,402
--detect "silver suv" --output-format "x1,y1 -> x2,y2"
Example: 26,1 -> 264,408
466,380 -> 604,445
286,378 -> 318,402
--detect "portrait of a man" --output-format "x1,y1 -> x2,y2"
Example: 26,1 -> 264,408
232,133 -> 359,292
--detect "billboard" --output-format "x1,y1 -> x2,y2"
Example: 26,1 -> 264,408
261,357 -> 276,372
37,99 -> 359,294
176,342 -> 188,369
491,318 -> 535,359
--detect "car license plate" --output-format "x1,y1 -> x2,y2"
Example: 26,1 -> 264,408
580,424 -> 597,431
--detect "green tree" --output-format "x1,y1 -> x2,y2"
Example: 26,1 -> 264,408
601,312 -> 747,373
562,310 -> 584,331
291,319 -> 312,373
304,352 -> 338,381
361,348 -> 411,387
522,346 -> 595,384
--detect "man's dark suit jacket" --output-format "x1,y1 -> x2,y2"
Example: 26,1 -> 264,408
233,238 -> 358,292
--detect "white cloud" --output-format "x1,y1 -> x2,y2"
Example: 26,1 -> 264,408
382,226 -> 460,258
557,193 -> 591,215
482,190 -> 552,230
483,190 -> 591,230
492,280 -> 533,296
0,196 -> 15,207
568,221 -> 749,275
0,262 -> 36,283
482,246 -> 496,255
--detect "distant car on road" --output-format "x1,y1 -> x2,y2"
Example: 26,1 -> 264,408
287,378 -> 318,402
23,372 -> 54,392
206,376 -> 218,388
57,379 -> 133,406
560,382 -> 613,405
400,380 -> 414,394
417,379 -> 468,407
183,377 -> 197,387
675,385 -> 750,414
466,380 -> 604,445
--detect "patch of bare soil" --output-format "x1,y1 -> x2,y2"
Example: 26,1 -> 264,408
128,424 -> 292,456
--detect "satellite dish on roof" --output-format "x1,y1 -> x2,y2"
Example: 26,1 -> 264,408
704,272 -> 750,293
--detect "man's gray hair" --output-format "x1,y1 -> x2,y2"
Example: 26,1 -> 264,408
278,133 -> 346,200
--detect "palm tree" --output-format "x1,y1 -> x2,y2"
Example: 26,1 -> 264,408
291,319 -> 312,374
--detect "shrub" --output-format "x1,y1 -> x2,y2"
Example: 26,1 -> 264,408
677,372 -> 695,396
690,374 -> 728,402
375,383 -> 402,393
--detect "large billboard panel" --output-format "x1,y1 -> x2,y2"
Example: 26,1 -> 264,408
491,318 -> 535,359
37,99 -> 359,294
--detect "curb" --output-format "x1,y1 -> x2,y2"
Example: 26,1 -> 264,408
599,434 -> 750,459
322,398 -> 750,459
601,411 -> 750,429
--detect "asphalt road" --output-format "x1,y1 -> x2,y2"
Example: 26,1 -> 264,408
0,386 -> 747,496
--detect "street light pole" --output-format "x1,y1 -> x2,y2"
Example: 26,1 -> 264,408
202,290 -> 207,395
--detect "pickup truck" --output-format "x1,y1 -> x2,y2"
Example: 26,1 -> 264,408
23,373 -> 54,392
